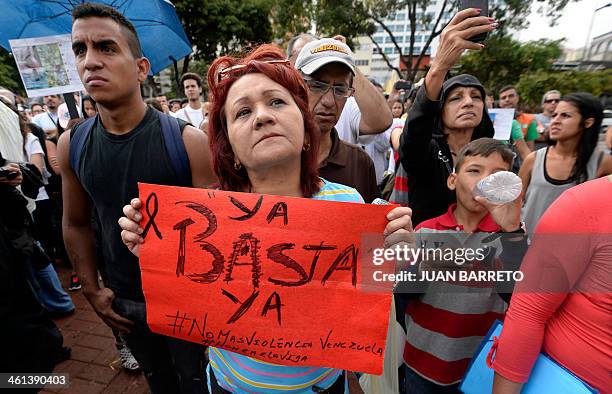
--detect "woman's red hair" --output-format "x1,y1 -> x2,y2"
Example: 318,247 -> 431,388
207,44 -> 320,197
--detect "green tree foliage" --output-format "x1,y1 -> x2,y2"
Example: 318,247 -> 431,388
270,0 -> 313,41
364,0 -> 577,81
173,0 -> 274,65
269,0 -> 377,49
313,0 -> 377,46
456,35 -> 563,95
488,0 -> 577,34
0,49 -> 23,94
516,69 -> 612,109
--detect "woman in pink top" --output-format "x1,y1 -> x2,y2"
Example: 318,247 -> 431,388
492,175 -> 612,393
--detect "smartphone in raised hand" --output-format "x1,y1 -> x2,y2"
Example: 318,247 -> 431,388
394,80 -> 412,92
459,0 -> 489,43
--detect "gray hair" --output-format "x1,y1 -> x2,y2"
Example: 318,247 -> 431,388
541,90 -> 561,105
286,33 -> 318,58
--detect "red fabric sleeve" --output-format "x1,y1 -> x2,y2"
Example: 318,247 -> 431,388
491,186 -> 594,382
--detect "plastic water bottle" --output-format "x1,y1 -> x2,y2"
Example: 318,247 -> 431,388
371,198 -> 391,205
472,171 -> 522,205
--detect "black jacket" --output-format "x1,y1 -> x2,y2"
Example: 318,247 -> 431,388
0,154 -> 64,373
398,74 -> 494,226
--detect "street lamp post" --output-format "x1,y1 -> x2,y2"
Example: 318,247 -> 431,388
582,2 -> 612,63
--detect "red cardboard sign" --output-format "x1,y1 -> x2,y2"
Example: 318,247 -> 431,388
138,183 -> 393,374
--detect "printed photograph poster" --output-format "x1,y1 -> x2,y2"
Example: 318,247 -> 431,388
488,108 -> 515,141
9,34 -> 84,97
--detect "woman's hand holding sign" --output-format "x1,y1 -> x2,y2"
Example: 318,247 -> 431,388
383,206 -> 414,249
120,199 -> 415,258
119,198 -> 145,257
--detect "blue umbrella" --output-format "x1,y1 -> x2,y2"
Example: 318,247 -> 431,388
0,0 -> 192,74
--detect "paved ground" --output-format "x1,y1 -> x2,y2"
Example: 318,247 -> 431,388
41,266 -> 149,394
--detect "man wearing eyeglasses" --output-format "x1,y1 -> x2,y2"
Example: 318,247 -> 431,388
535,90 -> 561,149
288,34 -> 392,146
295,38 -> 379,203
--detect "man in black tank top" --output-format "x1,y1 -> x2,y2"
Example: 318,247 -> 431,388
57,4 -> 215,393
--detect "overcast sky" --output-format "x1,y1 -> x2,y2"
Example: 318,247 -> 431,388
518,0 -> 612,49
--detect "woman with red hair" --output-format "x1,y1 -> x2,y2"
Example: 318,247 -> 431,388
118,44 -> 413,393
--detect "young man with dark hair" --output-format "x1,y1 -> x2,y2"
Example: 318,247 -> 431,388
31,102 -> 44,117
71,2 -> 143,57
58,3 -> 215,392
172,72 -> 206,128
401,138 -> 526,393
498,85 -> 539,150
169,99 -> 181,113
32,95 -> 63,138
452,137 -> 515,172
156,95 -> 169,113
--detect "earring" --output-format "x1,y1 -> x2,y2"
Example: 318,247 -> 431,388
302,142 -> 311,152
234,161 -> 242,170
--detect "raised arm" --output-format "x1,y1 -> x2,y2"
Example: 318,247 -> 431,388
399,8 -> 494,173
398,85 -> 440,172
332,34 -> 392,136
352,68 -> 392,135
423,9 -> 492,101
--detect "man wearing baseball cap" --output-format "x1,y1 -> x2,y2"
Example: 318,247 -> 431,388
289,34 -> 391,146
295,38 -> 379,202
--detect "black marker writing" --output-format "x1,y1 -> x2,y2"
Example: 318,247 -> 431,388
142,192 -> 162,239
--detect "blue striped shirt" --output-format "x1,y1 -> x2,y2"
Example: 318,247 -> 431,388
207,180 -> 363,393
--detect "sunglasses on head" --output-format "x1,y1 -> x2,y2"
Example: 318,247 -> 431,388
544,98 -> 560,104
217,59 -> 291,82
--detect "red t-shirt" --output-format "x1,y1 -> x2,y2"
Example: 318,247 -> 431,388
492,176 -> 612,393
404,205 -> 505,385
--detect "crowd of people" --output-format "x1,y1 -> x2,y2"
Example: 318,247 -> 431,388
1,3 -> 610,394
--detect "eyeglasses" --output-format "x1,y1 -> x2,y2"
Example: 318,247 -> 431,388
217,59 -> 291,82
302,76 -> 354,99
544,99 -> 560,104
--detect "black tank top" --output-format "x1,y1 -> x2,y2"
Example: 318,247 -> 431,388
74,107 -> 190,301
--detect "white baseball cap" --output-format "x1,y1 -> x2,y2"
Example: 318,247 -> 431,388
295,38 -> 355,76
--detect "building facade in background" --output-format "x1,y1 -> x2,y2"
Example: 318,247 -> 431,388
553,30 -> 611,71
356,0 -> 506,89
584,31 -> 612,69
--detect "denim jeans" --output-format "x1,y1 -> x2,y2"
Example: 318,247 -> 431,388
112,297 -> 207,394
403,366 -> 460,394
28,262 -> 74,313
